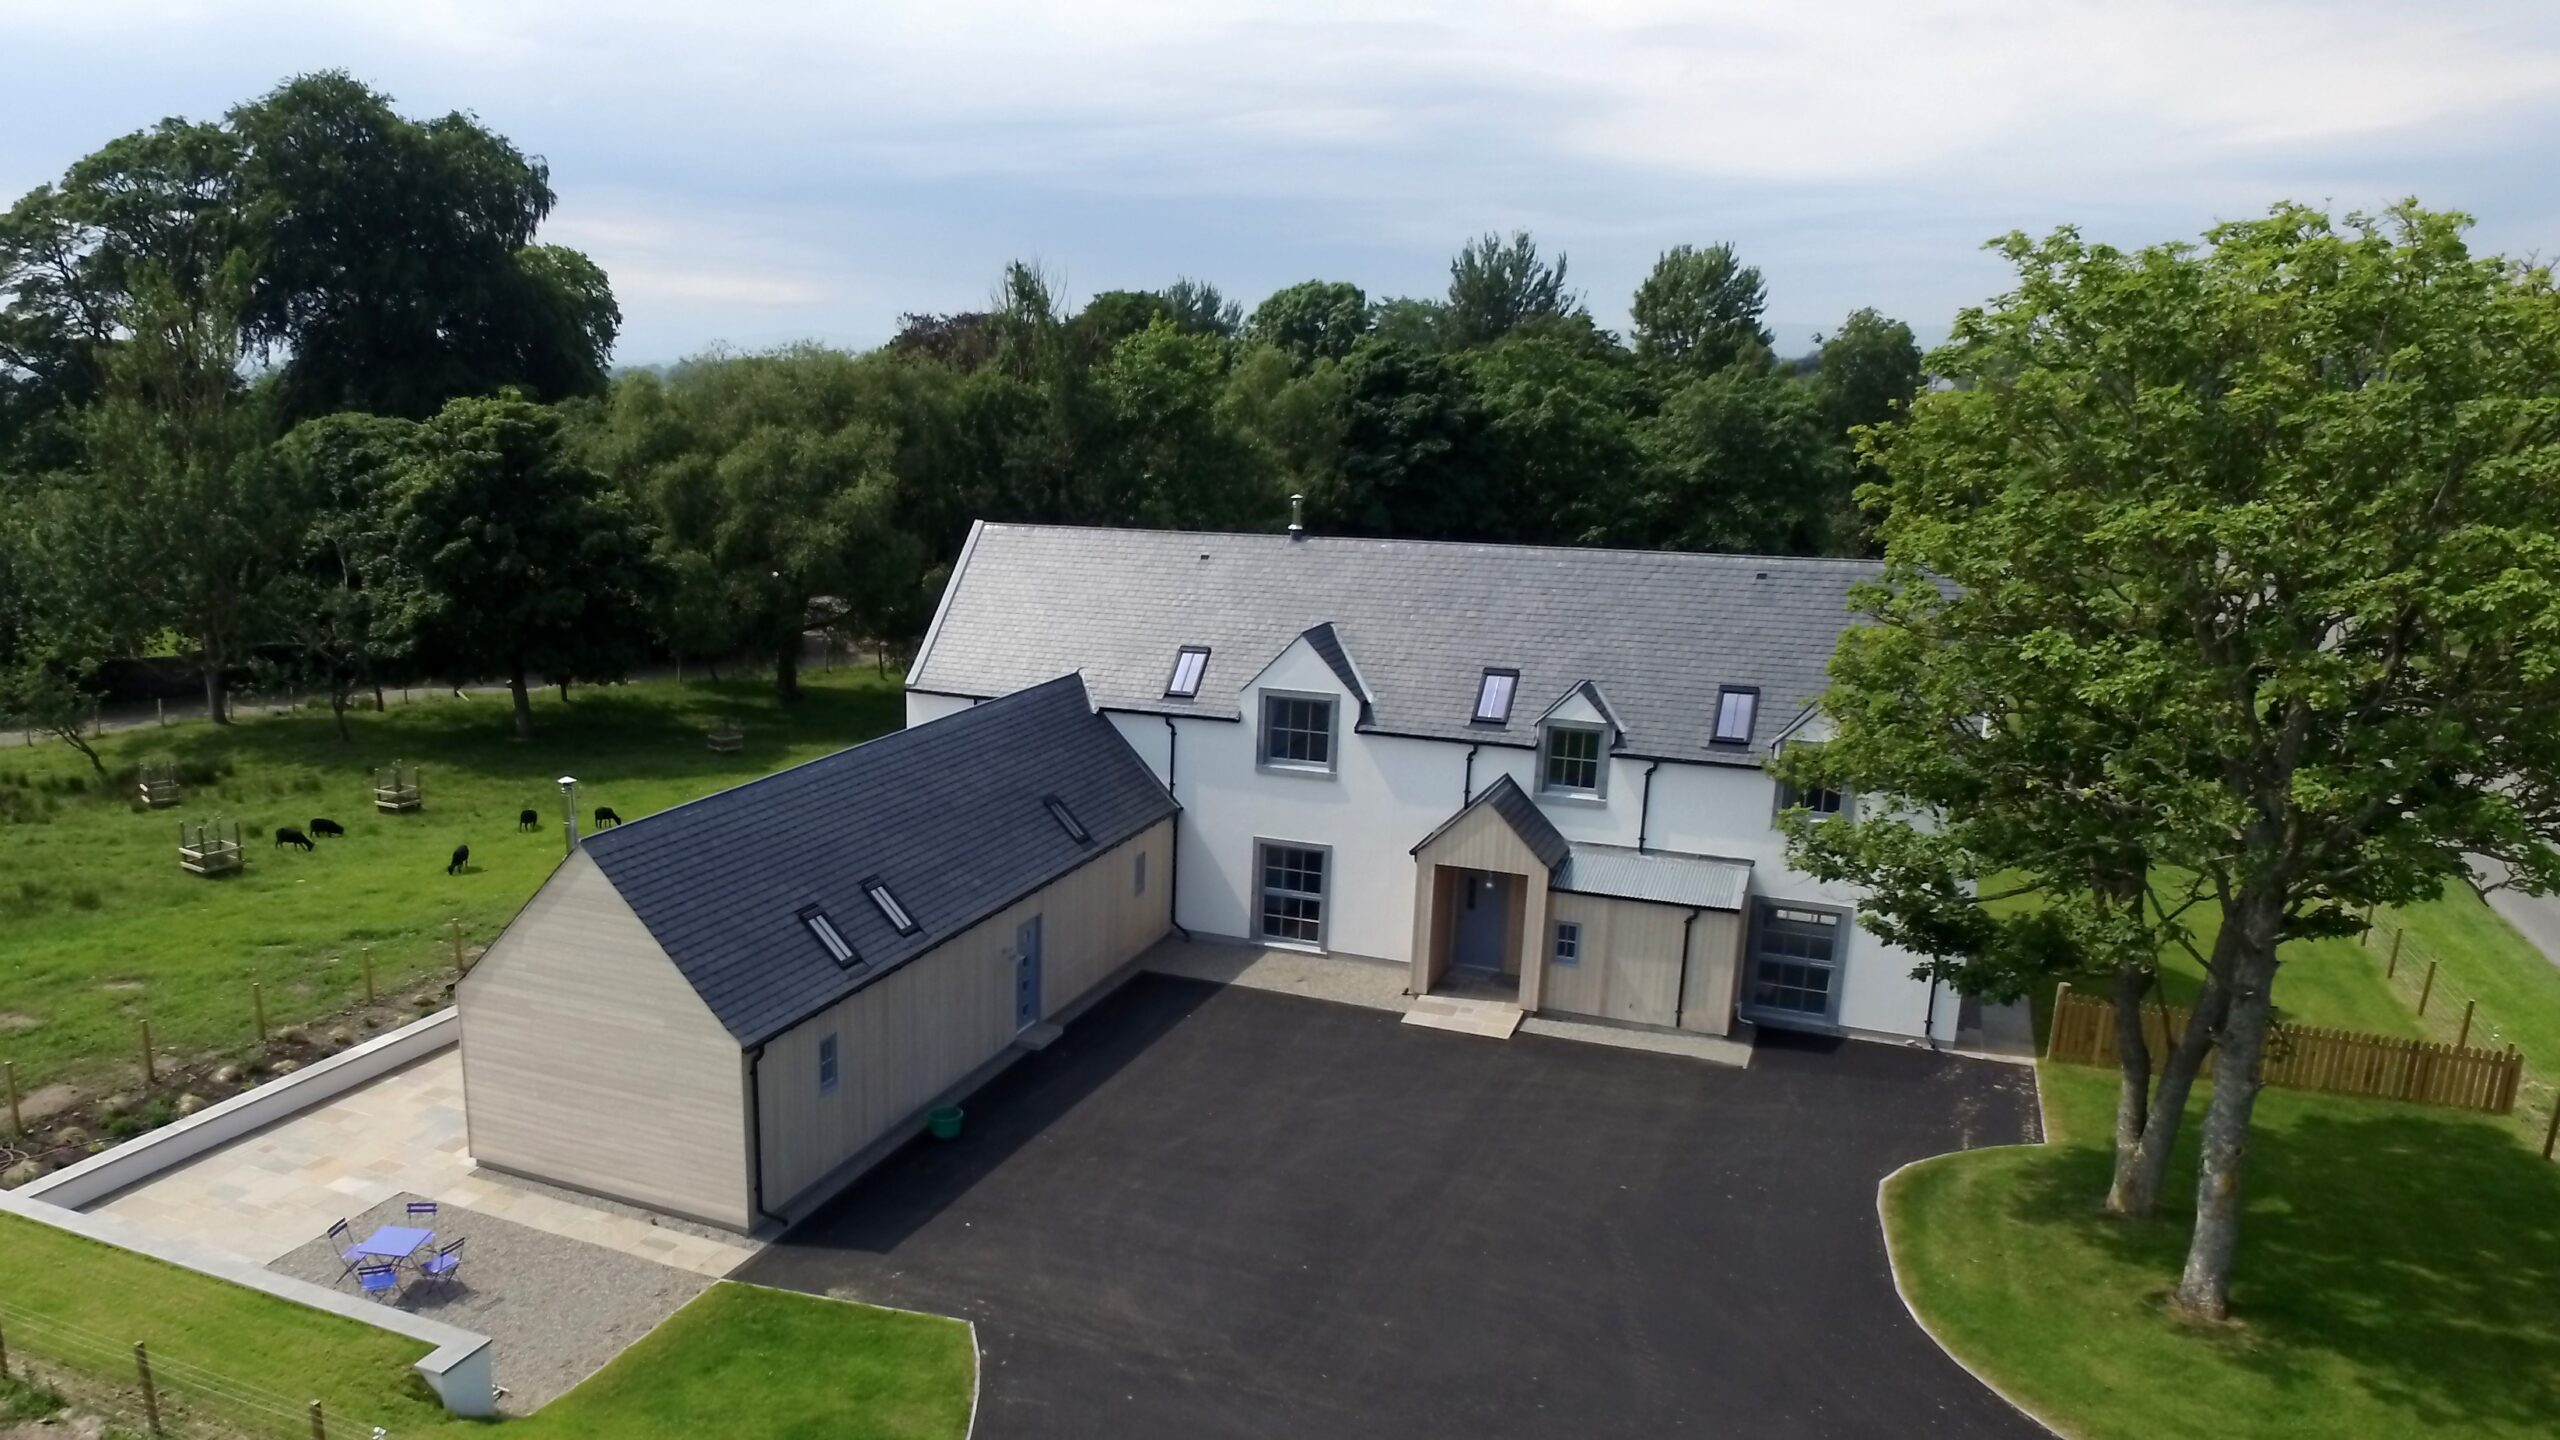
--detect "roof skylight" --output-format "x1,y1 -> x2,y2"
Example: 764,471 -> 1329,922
1165,645 -> 1211,699
1044,795 -> 1091,844
1712,686 -> 1758,746
1472,668 -> 1518,724
865,879 -> 919,936
800,906 -> 859,967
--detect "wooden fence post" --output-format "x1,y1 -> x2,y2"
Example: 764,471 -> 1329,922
2457,1000 -> 2476,1050
253,981 -> 269,1046
139,1020 -> 154,1087
450,918 -> 465,978
1,1310 -> 10,1378
2543,1095 -> 2560,1162
361,947 -> 376,1006
2044,982 -> 2071,1060
4,1061 -> 19,1136
135,1343 -> 162,1436
2417,960 -> 2438,1016
2386,928 -> 2403,978
310,1399 -> 326,1440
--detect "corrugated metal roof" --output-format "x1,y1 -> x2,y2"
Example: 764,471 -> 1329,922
581,674 -> 1178,1045
1558,844 -> 1752,911
909,523 -> 1878,761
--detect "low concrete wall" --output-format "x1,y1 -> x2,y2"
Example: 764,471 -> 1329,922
21,1009 -> 458,1210
0,1187 -> 497,1416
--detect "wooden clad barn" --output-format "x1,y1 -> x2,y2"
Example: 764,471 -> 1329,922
457,674 -> 1179,1231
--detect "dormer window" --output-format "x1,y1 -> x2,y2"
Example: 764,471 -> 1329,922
800,906 -> 860,968
1713,686 -> 1759,746
1472,668 -> 1518,725
1259,692 -> 1337,775
1540,722 -> 1606,799
864,879 -> 919,936
1165,646 -> 1210,699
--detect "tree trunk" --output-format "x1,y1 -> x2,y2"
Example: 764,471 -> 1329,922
775,633 -> 802,702
57,725 -> 106,777
508,658 -> 534,741
2107,970 -> 2229,1218
330,686 -> 352,743
2104,962 -> 2152,1198
201,632 -> 229,726
557,678 -> 571,704
2174,918 -> 2280,1320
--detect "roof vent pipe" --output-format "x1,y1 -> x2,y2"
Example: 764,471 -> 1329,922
1287,493 -> 1305,539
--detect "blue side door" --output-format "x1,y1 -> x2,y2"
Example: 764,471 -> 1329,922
1015,915 -> 1044,1029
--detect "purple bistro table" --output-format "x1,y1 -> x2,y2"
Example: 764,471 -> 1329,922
350,1224 -> 435,1267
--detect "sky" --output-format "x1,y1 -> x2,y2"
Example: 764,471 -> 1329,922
11,1 -> 2560,365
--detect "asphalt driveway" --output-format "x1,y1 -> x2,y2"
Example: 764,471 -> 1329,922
740,974 -> 2045,1439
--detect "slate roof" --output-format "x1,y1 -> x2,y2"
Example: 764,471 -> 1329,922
911,523 -> 1881,762
579,673 -> 1177,1046
1558,844 -> 1752,911
1408,775 -> 1572,873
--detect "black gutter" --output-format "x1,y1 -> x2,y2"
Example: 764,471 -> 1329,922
1163,717 -> 1192,941
1461,743 -> 1480,804
1672,906 -> 1703,1029
1636,760 -> 1662,852
745,1041 -> 789,1231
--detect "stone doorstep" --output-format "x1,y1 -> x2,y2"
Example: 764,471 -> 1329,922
1401,994 -> 1526,1039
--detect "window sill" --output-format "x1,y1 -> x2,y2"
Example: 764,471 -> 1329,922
1257,761 -> 1339,780
1539,789 -> 1608,808
1258,937 -> 1327,955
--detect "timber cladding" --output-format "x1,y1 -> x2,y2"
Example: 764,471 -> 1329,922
2046,983 -> 2526,1115
1408,799 -> 1553,1008
754,818 -> 1174,1210
1542,894 -> 1742,1035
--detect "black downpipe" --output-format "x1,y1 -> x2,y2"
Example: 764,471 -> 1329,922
745,1042 -> 790,1231
1672,906 -> 1702,1029
1462,743 -> 1480,804
1163,717 -> 1191,941
1637,760 -> 1662,852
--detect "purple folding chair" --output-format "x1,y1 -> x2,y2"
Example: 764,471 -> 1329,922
405,1201 -> 439,1220
326,1218 -> 364,1279
356,1264 -> 403,1301
418,1237 -> 465,1284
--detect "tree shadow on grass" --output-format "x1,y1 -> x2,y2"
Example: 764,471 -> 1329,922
2006,1094 -> 2560,1434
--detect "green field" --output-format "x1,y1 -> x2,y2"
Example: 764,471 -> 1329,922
0,1210 -> 974,1438
1886,1065 -> 2560,1440
0,670 -> 903,1093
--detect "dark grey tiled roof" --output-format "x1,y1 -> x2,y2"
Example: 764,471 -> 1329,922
911,523 -> 1880,760
1299,623 -> 1372,724
1409,775 -> 1571,873
581,674 -> 1177,1045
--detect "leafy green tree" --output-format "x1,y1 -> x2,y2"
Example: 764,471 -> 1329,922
383,396 -> 660,738
1443,232 -> 1583,349
1368,297 -> 1449,350
1785,203 -> 2560,1320
1627,365 -> 1838,553
267,413 -> 417,739
1222,346 -> 1348,512
1311,341 -> 1490,537
1245,281 -> 1371,363
1070,290 -> 1177,363
1462,335 -> 1644,542
1811,307 -> 1922,434
1631,243 -> 1772,375
1160,277 -> 1242,338
1094,319 -> 1275,529
0,497 -> 109,774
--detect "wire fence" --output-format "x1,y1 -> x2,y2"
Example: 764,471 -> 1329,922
2360,911 -> 2560,1159
0,1297 -> 398,1439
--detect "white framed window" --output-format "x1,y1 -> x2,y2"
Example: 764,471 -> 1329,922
1552,920 -> 1581,966
1713,686 -> 1759,746
1256,840 -> 1329,948
1473,668 -> 1519,724
1776,776 -> 1848,822
817,1034 -> 840,1094
1540,722 -> 1606,798
1134,850 -> 1148,896
1166,646 -> 1210,699
865,879 -> 919,936
1260,692 -> 1336,774
801,906 -> 858,968
1745,902 -> 1844,1024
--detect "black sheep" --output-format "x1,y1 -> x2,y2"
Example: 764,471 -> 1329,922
447,844 -> 470,876
516,808 -> 539,832
274,827 -> 314,852
309,817 -> 345,838
593,806 -> 622,828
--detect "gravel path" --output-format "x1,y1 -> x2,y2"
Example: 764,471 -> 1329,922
268,1193 -> 712,1413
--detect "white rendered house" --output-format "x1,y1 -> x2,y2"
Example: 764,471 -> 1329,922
906,520 -> 1958,1047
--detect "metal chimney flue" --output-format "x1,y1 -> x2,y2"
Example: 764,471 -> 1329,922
1288,493 -> 1305,539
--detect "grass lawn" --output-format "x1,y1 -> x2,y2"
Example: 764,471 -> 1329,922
0,669 -> 903,1092
1886,1065 -> 2560,1440
0,1210 -> 975,1438
2382,881 -> 2560,1072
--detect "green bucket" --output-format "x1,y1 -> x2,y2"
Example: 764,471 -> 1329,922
927,1105 -> 964,1140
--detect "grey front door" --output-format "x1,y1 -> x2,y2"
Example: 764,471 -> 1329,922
1015,915 -> 1044,1029
1453,870 -> 1508,972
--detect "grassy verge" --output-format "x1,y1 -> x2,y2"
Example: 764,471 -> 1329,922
0,669 -> 902,1093
0,1210 -> 975,1438
1885,1065 -> 2560,1440
2379,882 -> 2560,1069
